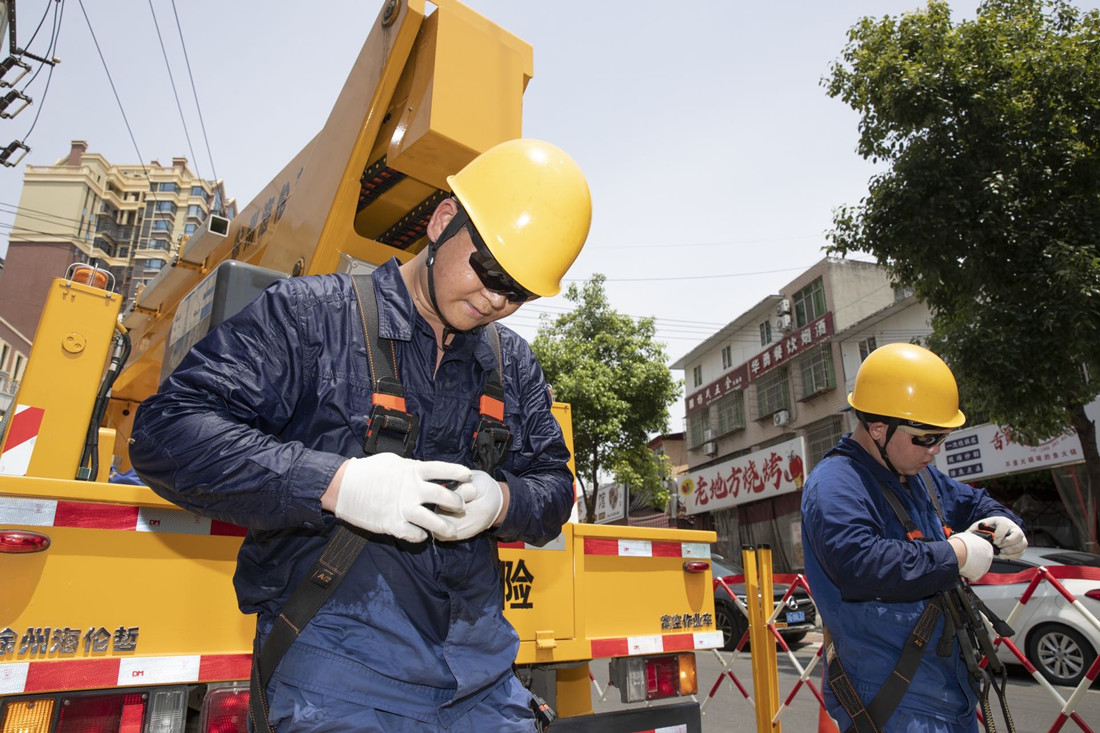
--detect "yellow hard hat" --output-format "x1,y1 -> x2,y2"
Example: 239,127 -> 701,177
847,342 -> 966,428
448,138 -> 592,297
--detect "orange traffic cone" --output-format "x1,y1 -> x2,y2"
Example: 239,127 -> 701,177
818,704 -> 840,733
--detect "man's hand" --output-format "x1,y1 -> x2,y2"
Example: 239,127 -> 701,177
967,516 -> 1027,560
434,470 -> 504,541
950,531 -> 995,580
333,454 -> 470,543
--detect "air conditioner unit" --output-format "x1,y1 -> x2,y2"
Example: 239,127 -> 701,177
773,409 -> 791,428
703,428 -> 714,442
776,298 -> 791,316
703,441 -> 717,456
775,314 -> 793,332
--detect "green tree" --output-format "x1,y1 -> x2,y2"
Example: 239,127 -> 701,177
825,0 -> 1100,549
532,275 -> 681,521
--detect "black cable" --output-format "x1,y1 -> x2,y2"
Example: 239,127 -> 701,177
145,0 -> 199,177
169,0 -> 218,186
76,0 -> 147,179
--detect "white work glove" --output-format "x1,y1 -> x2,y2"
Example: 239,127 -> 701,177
967,516 -> 1028,560
434,469 -> 504,541
334,453 -> 471,543
951,531 -> 995,580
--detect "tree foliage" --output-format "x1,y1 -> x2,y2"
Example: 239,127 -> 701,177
531,275 -> 681,520
825,0 -> 1100,548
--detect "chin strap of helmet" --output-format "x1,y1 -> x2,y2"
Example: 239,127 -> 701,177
857,411 -> 903,477
425,203 -> 475,351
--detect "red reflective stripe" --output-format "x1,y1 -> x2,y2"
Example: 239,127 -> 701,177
591,638 -> 629,657
53,501 -> 138,530
24,658 -> 121,692
660,633 -> 696,652
479,395 -> 504,421
652,542 -> 683,558
584,538 -> 620,556
198,653 -> 252,682
210,520 -> 248,537
497,541 -> 524,549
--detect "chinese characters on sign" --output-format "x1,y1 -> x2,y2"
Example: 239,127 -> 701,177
934,422 -> 1082,481
0,625 -> 139,657
501,559 -> 535,610
677,436 -> 807,515
685,313 -> 834,414
661,612 -> 714,631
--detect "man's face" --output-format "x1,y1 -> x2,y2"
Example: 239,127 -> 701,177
430,225 -> 525,331
869,422 -> 950,476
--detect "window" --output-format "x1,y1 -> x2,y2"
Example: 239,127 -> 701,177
721,345 -> 733,370
156,182 -> 180,193
187,204 -> 205,219
155,201 -> 176,214
692,365 -> 703,388
858,336 -> 878,362
152,220 -> 171,232
799,345 -> 835,399
793,277 -> 826,327
190,185 -> 206,197
805,416 -> 844,464
184,223 -> 198,236
144,259 -> 164,272
149,239 -> 171,251
688,409 -> 710,448
12,354 -> 23,379
760,320 -> 772,346
756,367 -> 790,418
715,391 -> 745,435
0,342 -> 8,372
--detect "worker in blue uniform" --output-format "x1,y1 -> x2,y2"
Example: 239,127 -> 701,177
130,139 -> 592,732
801,343 -> 1027,733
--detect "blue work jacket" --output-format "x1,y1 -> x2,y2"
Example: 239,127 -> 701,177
130,259 -> 574,727
801,435 -> 1022,730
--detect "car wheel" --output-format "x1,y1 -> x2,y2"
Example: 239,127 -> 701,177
782,631 -> 807,646
1026,623 -> 1097,687
715,602 -> 748,651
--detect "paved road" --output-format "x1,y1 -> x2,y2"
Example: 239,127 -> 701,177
588,635 -> 1100,731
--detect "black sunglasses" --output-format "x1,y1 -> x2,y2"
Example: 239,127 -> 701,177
897,425 -> 951,448
468,240 -> 535,304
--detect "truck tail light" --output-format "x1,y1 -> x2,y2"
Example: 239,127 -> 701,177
608,653 -> 698,703
57,692 -> 145,732
199,684 -> 249,733
0,687 -> 187,733
1,698 -> 55,733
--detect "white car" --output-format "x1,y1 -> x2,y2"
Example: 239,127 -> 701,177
972,546 -> 1100,686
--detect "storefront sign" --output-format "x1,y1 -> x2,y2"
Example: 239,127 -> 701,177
677,436 -> 807,514
685,313 -> 834,414
933,424 -> 1082,481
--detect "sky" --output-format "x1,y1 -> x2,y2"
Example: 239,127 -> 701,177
2,0 -> 1095,432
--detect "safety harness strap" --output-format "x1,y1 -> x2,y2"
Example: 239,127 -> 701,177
249,275 -> 507,732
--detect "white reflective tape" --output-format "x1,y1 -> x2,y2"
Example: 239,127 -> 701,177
693,631 -> 724,649
655,726 -> 688,733
0,438 -> 35,476
0,496 -> 58,526
137,507 -> 211,535
0,662 -> 29,694
617,540 -> 653,557
118,655 -> 201,686
626,636 -> 663,655
681,542 -> 709,558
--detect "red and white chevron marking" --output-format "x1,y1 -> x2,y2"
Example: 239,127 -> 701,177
0,404 -> 45,477
590,630 -> 724,659
0,496 -> 247,537
582,537 -> 710,559
0,653 -> 252,695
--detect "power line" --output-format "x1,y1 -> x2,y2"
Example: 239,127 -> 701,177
146,0 -> 199,178
169,0 -> 218,186
76,0 -> 147,178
